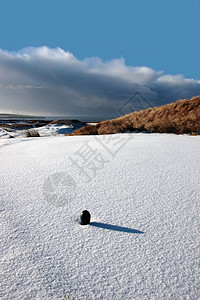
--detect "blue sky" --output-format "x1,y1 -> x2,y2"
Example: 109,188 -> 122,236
1,0 -> 199,79
0,0 -> 200,116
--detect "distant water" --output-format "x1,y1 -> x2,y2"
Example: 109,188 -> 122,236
0,114 -> 112,122
44,116 -> 112,122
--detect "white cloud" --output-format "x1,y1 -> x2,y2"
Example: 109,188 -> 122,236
0,46 -> 199,117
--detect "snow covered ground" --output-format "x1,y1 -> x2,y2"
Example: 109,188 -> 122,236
36,124 -> 73,136
0,124 -> 73,139
0,133 -> 199,300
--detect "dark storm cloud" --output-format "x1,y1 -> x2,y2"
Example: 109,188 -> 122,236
0,47 -> 200,117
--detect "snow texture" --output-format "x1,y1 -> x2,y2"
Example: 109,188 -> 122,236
0,133 -> 199,300
0,124 -> 73,139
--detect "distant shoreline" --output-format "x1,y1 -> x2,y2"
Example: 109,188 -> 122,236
0,113 -> 110,122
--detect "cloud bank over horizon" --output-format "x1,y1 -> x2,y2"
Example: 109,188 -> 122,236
0,46 -> 200,118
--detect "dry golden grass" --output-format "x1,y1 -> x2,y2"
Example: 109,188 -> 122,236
71,124 -> 98,135
69,96 -> 200,136
25,129 -> 40,137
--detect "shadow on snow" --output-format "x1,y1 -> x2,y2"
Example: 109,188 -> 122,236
90,222 -> 144,234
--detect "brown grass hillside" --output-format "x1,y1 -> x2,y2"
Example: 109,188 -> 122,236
69,96 -> 200,135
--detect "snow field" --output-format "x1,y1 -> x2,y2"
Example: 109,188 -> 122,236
0,133 -> 200,299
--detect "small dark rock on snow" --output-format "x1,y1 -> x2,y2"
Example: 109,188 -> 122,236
80,210 -> 91,225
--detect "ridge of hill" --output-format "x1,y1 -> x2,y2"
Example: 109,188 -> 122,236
69,96 -> 200,135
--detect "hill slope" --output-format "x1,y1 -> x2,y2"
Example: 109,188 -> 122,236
70,96 -> 200,135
